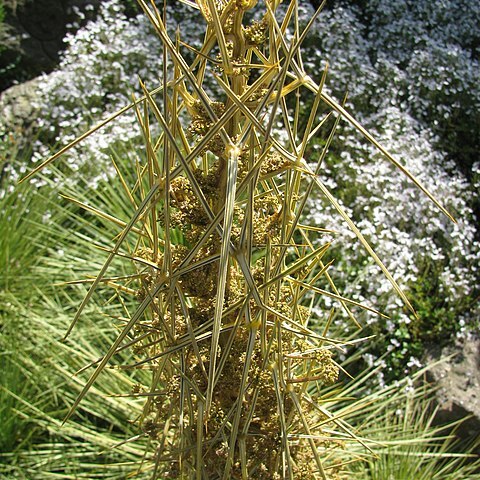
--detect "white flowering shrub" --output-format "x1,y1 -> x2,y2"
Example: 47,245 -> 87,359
341,1 -> 479,166
297,0 -> 480,376
307,108 -> 479,377
28,0 -> 206,188
24,0 -> 479,378
302,0 -> 480,170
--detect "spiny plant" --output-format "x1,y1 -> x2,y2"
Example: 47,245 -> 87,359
21,0 -> 454,478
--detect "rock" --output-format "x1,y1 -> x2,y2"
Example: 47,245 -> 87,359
0,77 -> 40,127
426,336 -> 480,451
0,0 -> 103,92
0,76 -> 41,156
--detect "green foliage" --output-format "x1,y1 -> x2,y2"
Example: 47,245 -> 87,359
123,0 -> 142,18
366,256 -> 475,380
0,302 -> 33,454
409,267 -> 462,345
0,180 -> 48,293
0,297 -> 149,478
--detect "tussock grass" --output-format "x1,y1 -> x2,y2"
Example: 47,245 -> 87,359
343,362 -> 480,480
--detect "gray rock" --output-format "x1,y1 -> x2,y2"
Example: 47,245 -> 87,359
426,337 -> 480,449
1,77 -> 40,125
0,76 -> 41,154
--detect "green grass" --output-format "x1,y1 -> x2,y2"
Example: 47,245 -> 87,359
0,298 -> 149,478
0,301 -> 34,455
346,379 -> 480,479
0,160 -> 148,476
